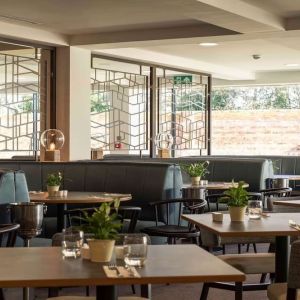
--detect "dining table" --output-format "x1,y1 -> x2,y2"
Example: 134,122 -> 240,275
273,199 -> 300,208
0,245 -> 245,300
182,212 -> 300,283
30,191 -> 132,232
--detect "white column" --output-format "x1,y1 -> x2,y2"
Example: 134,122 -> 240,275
56,46 -> 91,161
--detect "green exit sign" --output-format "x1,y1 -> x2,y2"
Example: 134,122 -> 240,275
173,75 -> 193,84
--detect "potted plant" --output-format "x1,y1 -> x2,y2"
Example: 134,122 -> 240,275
221,181 -> 249,222
46,171 -> 63,196
181,161 -> 209,186
80,200 -> 122,262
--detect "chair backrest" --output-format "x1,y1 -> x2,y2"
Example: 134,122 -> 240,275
0,224 -> 20,247
287,240 -> 300,299
152,198 -> 207,226
65,206 -> 141,233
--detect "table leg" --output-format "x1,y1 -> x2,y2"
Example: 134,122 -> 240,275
141,284 -> 151,299
275,236 -> 290,283
57,203 -> 67,232
96,286 -> 117,300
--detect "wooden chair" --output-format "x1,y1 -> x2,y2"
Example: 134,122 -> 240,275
267,240 -> 300,300
0,223 -> 20,300
141,198 -> 207,245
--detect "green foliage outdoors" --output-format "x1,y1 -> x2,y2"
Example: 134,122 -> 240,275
79,200 -> 122,240
18,96 -> 34,113
211,85 -> 300,110
181,161 -> 209,178
90,94 -> 110,113
46,171 -> 63,186
221,181 -> 249,207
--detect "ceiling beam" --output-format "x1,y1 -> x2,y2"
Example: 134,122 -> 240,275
95,48 -> 255,80
194,0 -> 285,33
0,20 -> 68,46
70,23 -> 238,47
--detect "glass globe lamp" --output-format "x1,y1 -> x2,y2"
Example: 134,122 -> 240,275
40,129 -> 64,161
155,133 -> 174,158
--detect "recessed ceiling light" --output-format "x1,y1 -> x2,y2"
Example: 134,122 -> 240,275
285,63 -> 299,67
199,42 -> 218,47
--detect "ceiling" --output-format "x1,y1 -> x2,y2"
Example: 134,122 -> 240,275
2,0 -> 300,81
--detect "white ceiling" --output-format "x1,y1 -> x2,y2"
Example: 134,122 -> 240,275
2,0 -> 300,80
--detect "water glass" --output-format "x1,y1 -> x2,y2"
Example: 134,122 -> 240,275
123,234 -> 148,267
248,200 -> 263,219
62,230 -> 84,259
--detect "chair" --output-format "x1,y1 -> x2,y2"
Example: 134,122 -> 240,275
65,206 -> 141,233
200,251 -> 275,300
267,240 -> 300,300
0,223 -> 20,300
141,198 -> 207,245
260,187 -> 292,208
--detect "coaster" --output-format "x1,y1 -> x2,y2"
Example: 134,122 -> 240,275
103,265 -> 140,278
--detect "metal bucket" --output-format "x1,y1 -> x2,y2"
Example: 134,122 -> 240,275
10,202 -> 46,240
182,187 -> 206,200
273,178 -> 289,189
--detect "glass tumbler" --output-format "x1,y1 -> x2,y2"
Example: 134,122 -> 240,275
61,230 -> 84,259
123,234 -> 148,267
248,200 -> 263,219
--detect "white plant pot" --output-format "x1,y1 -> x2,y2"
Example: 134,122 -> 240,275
191,176 -> 201,186
47,185 -> 60,197
229,206 -> 246,222
88,239 -> 115,262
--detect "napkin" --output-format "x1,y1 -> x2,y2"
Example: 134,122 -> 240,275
103,266 -> 140,278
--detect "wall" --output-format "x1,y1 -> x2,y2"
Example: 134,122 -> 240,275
211,109 -> 300,155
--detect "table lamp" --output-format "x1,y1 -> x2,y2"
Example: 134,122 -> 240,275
40,129 -> 65,162
155,132 -> 174,158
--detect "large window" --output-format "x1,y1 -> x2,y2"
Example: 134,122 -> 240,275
211,85 -> 300,155
0,42 -> 53,159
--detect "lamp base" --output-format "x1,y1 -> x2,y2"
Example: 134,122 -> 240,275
158,149 -> 170,158
44,150 -> 60,162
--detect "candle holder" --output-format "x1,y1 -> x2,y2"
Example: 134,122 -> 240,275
155,132 -> 174,158
40,129 -> 65,162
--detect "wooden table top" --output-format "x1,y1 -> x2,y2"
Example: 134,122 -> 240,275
273,200 -> 300,207
182,182 -> 249,190
0,245 -> 245,288
182,213 -> 300,237
273,175 -> 300,181
30,191 -> 132,204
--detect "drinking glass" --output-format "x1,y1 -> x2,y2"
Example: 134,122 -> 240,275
248,200 -> 263,219
123,234 -> 148,267
61,229 -> 84,259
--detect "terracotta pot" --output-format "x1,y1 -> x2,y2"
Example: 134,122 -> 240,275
47,185 -> 60,197
229,206 -> 246,222
88,239 -> 115,262
191,176 -> 201,186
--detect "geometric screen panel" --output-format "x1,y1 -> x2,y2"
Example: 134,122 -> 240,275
91,68 -> 148,150
0,54 -> 40,158
158,76 -> 208,150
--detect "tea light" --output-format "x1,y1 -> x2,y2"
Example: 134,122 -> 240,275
212,212 -> 223,222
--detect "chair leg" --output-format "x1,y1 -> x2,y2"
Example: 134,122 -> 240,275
246,244 -> 250,252
0,288 -> 4,300
86,286 -> 90,296
131,285 -> 136,294
260,273 -> 267,283
222,244 -> 226,254
235,282 -> 243,300
253,243 -> 257,253
200,283 -> 210,300
238,244 -> 241,254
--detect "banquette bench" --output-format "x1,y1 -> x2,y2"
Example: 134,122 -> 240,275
0,161 -> 182,239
